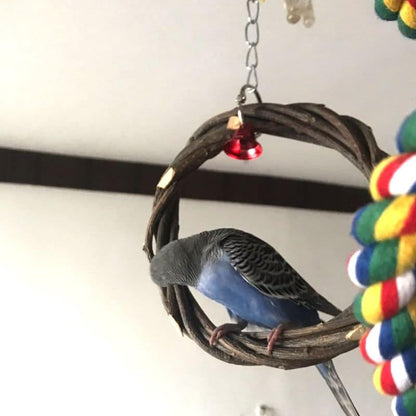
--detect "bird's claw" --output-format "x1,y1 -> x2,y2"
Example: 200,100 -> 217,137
209,321 -> 247,347
209,326 -> 226,347
267,323 -> 290,355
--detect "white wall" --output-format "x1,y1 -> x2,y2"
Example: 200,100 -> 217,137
0,1 -> 413,187
0,183 -> 390,415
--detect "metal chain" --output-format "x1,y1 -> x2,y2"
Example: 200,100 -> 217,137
236,0 -> 262,124
244,0 -> 260,91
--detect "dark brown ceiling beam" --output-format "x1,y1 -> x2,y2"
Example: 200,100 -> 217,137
0,147 -> 370,212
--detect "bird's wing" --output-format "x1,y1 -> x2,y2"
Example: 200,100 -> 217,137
220,230 -> 340,316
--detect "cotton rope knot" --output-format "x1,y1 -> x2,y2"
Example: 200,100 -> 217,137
375,0 -> 416,39
347,111 -> 416,415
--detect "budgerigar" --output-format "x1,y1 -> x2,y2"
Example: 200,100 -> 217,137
150,228 -> 359,416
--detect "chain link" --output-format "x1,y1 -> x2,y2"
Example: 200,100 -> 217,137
244,0 -> 260,91
236,0 -> 262,124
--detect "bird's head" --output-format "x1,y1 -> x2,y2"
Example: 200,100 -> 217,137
150,238 -> 199,287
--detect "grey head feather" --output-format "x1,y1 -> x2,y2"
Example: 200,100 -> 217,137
149,230 -> 226,288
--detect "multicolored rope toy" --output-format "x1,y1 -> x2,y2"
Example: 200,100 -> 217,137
375,0 -> 416,39
348,111 -> 416,415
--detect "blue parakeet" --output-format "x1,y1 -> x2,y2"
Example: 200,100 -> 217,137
150,228 -> 359,416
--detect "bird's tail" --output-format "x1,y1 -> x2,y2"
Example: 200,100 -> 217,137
316,360 -> 360,416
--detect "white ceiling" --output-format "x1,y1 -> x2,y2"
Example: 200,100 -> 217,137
0,0 -> 415,187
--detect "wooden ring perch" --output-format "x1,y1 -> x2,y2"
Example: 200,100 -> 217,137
144,102 -> 388,370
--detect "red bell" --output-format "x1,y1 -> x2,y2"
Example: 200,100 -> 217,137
224,123 -> 262,160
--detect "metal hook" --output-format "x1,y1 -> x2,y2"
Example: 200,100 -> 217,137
236,84 -> 262,125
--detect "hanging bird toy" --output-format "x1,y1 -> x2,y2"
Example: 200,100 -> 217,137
348,111 -> 416,415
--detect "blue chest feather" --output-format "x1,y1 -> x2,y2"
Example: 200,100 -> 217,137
196,256 -> 320,328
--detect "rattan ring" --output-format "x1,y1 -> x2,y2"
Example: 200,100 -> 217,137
144,102 -> 388,370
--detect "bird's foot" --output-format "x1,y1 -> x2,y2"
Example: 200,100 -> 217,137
267,323 -> 291,355
209,320 -> 247,347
